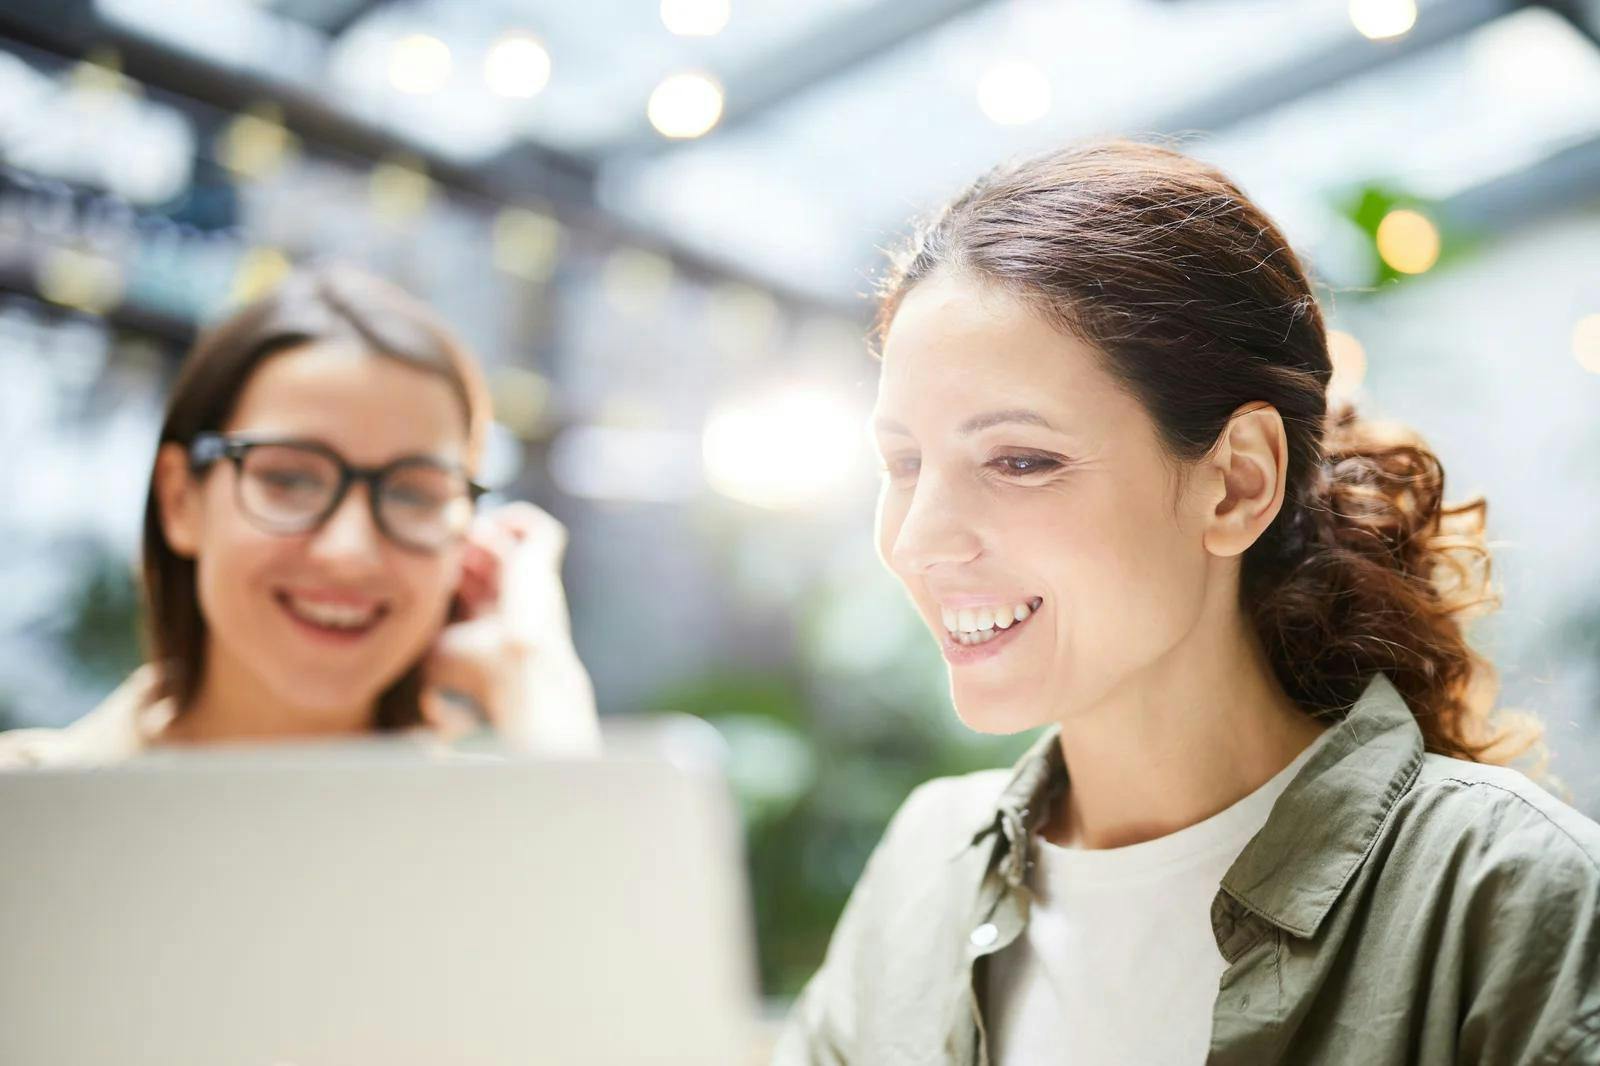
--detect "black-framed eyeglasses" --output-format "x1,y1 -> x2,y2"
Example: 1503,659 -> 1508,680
188,432 -> 488,554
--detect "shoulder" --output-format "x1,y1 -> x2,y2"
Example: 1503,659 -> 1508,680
877,769 -> 1013,862
1381,754 -> 1600,1056
1377,754 -> 1600,927
832,767 -> 1013,932
1396,754 -> 1600,877
0,667 -> 166,770
774,768 -> 1015,1062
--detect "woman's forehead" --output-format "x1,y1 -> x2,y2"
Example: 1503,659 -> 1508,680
226,343 -> 468,463
876,280 -> 1122,432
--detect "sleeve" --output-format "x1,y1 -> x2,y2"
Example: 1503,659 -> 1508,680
0,727 -> 63,769
769,780 -> 952,1066
1455,798 -> 1600,1066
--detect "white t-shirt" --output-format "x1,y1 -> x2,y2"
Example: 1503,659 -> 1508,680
986,728 -> 1334,1065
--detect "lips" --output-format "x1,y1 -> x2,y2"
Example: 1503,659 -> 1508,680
274,589 -> 389,639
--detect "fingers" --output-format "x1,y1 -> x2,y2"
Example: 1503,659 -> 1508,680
454,502 -> 570,622
422,616 -> 509,727
453,538 -> 500,619
477,501 -> 568,565
419,685 -> 491,742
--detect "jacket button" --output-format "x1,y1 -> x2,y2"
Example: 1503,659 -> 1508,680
970,923 -> 999,948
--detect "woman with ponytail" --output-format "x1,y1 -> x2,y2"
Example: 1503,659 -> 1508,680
777,141 -> 1599,1065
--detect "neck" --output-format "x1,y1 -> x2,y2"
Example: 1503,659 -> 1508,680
160,640 -> 375,745
1046,588 -> 1327,851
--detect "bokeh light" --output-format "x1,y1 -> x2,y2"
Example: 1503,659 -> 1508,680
648,72 -> 724,139
485,31 -> 551,99
66,47 -> 134,101
1375,208 -> 1441,274
1349,0 -> 1417,41
369,156 -> 432,221
489,366 -> 554,440
702,387 -> 866,510
1326,328 -> 1369,398
216,104 -> 297,180
493,207 -> 564,283
661,0 -> 731,38
229,247 -> 292,306
602,247 -> 676,316
388,33 -> 452,95
1574,314 -> 1600,375
34,248 -> 124,315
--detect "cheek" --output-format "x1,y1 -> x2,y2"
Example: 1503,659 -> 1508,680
1041,484 -> 1206,652
388,552 -> 462,628
873,489 -> 907,573
191,497 -> 290,627
380,556 -> 461,670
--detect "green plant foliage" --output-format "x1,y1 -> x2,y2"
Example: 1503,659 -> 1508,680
1333,182 -> 1481,288
62,550 -> 143,688
648,574 -> 1035,995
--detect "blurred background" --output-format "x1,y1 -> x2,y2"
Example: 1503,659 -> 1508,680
1,0 -> 1597,1000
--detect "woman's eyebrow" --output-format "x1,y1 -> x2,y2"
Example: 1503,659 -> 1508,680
872,415 -> 913,436
872,408 -> 1063,437
959,408 -> 1060,435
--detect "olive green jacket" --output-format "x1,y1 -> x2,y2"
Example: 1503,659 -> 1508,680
775,673 -> 1600,1065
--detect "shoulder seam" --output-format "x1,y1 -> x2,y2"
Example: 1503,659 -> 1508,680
1433,776 -> 1600,874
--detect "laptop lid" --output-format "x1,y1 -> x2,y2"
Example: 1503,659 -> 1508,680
0,728 -> 757,1066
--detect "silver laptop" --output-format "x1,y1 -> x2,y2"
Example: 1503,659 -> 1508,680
0,719 -> 758,1066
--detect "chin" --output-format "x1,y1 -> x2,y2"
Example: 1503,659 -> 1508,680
948,684 -> 1052,736
269,670 -> 388,718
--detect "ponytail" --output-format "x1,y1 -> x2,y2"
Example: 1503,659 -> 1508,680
1248,402 -> 1544,767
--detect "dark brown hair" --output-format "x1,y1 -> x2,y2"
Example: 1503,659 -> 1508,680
142,264 -> 492,730
879,138 -> 1542,768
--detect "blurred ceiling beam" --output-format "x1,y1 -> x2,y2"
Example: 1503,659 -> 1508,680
1531,0 -> 1600,47
307,0 -> 396,39
606,0 -> 1001,159
1442,131 -> 1600,232
1146,0 -> 1517,135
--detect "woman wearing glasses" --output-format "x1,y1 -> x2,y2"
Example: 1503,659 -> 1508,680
776,141 -> 1599,1064
0,265 -> 596,764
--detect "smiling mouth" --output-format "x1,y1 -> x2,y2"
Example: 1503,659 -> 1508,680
275,591 -> 390,636
941,596 -> 1044,646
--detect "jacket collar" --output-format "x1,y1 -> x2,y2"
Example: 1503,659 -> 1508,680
969,672 -> 1425,936
1220,672 -> 1424,937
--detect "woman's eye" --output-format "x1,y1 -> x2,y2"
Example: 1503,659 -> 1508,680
261,471 -> 324,493
990,454 -> 1062,477
881,456 -> 920,480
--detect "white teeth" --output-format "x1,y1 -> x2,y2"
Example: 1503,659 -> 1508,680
285,596 -> 380,631
942,598 -> 1041,636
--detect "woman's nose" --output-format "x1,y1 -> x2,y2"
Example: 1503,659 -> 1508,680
306,486 -> 385,565
889,478 -> 983,574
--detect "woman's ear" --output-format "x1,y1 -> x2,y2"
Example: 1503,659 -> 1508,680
1201,402 -> 1288,559
153,443 -> 203,559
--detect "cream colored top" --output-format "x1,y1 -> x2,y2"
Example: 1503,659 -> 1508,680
0,665 -> 178,769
